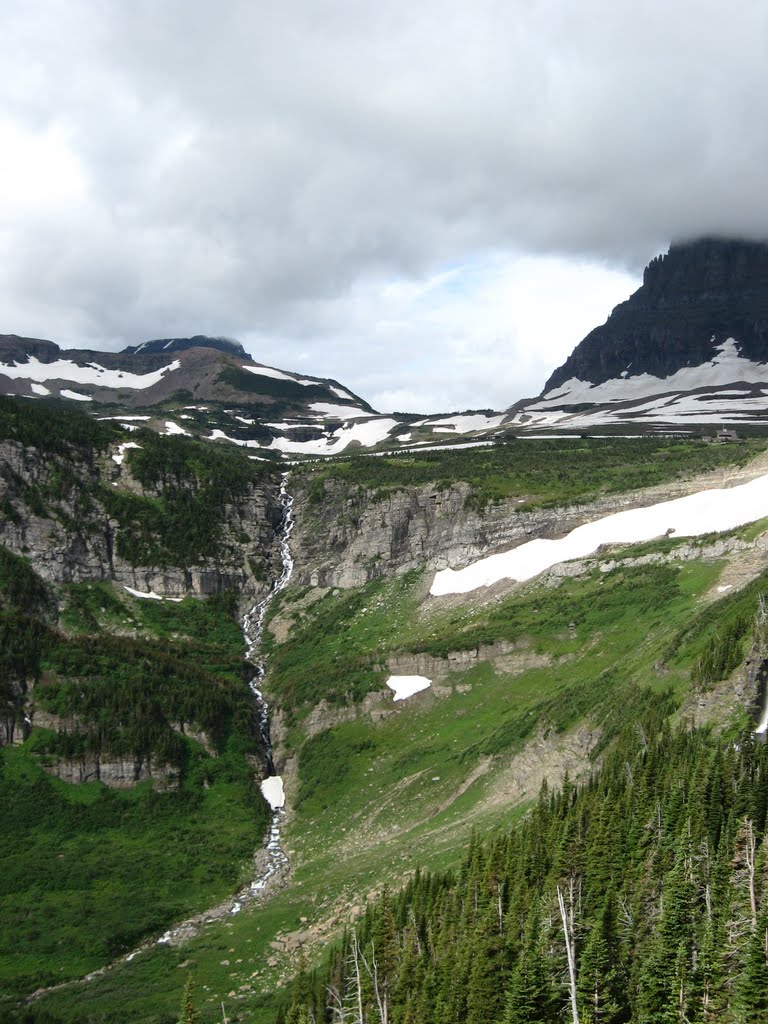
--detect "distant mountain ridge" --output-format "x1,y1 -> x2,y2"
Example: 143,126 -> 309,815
0,332 -> 507,457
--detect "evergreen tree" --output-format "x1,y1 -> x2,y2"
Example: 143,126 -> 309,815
577,896 -> 626,1024
502,911 -> 557,1024
734,907 -> 768,1023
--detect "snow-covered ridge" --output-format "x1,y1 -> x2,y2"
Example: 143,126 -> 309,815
242,364 -> 319,386
0,355 -> 181,390
532,339 -> 766,409
432,470 -> 768,596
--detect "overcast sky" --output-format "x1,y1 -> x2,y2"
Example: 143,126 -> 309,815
1,1 -> 767,412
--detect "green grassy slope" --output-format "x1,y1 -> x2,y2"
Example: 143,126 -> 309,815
25,536 -> 767,1022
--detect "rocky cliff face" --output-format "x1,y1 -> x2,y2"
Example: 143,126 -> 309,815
0,438 -> 282,601
288,457 -> 766,588
544,237 -> 768,392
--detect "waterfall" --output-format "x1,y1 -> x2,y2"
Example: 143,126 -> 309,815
238,474 -> 294,900
755,681 -> 768,735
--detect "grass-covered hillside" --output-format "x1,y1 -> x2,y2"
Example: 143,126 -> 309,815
6,417 -> 768,1023
25,515 -> 768,1023
285,719 -> 768,1024
295,435 -> 765,510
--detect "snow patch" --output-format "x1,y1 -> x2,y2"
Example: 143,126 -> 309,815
269,418 -> 398,455
431,471 -> 768,596
0,356 -> 180,390
163,421 -> 189,436
260,775 -> 285,809
112,442 -> 142,465
242,364 -> 317,386
30,382 -> 50,396
208,429 -> 262,448
123,585 -> 183,602
386,675 -> 432,701
309,402 -> 370,419
422,413 -> 505,433
98,415 -> 151,421
60,389 -> 92,402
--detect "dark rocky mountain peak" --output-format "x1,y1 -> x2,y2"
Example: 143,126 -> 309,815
122,335 -> 247,358
542,236 -> 768,394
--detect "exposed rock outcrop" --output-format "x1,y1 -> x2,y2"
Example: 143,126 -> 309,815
0,438 -> 281,599
544,237 -> 768,392
289,453 -> 768,588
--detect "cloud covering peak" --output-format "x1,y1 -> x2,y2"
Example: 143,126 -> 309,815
1,0 -> 766,410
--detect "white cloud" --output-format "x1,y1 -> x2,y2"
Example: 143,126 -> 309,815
0,0 -> 765,409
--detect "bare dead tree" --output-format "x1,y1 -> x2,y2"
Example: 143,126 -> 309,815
557,885 -> 580,1024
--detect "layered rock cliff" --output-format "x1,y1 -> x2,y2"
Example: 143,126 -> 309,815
288,455 -> 768,589
544,237 -> 768,392
0,437 -> 282,600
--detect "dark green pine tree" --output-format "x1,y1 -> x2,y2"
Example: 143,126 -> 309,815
734,907 -> 768,1022
577,895 -> 627,1024
692,916 -> 728,1024
637,833 -> 695,1024
465,897 -> 507,1024
502,911 -> 557,1024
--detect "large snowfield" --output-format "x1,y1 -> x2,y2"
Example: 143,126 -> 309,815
0,355 -> 181,390
431,471 -> 768,596
519,340 -> 768,429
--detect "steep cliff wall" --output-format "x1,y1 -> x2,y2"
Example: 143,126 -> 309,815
544,237 -> 768,392
0,438 -> 283,602
288,454 -> 768,588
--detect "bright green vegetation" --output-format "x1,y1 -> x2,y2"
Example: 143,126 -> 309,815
101,431 -> 274,567
297,436 -> 765,509
28,554 -> 765,1024
262,573 -> 424,712
285,719 -> 768,1024
0,549 -> 271,1009
39,582 -> 254,766
37,629 -> 254,765
0,745 -> 267,1004
265,557 -> 752,729
62,583 -> 244,653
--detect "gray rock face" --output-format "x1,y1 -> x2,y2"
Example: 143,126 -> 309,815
289,466 -> 758,589
0,439 -> 282,600
543,237 -> 768,393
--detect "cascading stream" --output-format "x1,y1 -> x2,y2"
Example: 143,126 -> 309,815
755,682 -> 768,735
237,474 -> 295,902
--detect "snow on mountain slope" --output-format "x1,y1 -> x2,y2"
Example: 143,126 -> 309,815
514,339 -> 768,430
242,364 -> 322,387
268,417 -> 400,455
431,469 -> 768,595
532,340 -> 768,408
0,355 -> 181,390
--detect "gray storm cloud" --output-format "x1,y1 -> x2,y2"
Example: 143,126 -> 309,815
1,0 -> 766,410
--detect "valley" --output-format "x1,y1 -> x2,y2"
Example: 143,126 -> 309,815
4,238 -> 768,1021
3,387 -> 768,1021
